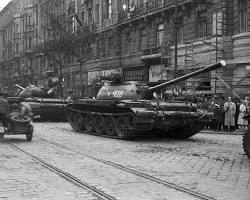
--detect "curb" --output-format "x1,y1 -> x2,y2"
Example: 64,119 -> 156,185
200,130 -> 245,135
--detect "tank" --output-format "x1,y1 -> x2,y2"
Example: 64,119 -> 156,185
243,114 -> 250,159
7,83 -> 67,121
65,61 -> 226,139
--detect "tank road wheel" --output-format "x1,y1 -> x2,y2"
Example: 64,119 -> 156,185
93,115 -> 105,135
243,131 -> 250,159
104,116 -> 116,136
116,116 -> 132,139
85,114 -> 94,132
73,113 -> 84,131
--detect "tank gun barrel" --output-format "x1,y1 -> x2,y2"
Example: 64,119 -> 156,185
15,84 -> 25,90
148,60 -> 226,92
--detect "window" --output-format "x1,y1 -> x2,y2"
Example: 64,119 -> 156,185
126,33 -> 132,54
28,37 -> 32,48
81,11 -> 85,23
107,37 -> 114,57
239,0 -> 248,31
88,8 -> 92,25
157,0 -> 164,7
15,23 -> 19,33
28,14 -> 32,26
197,11 -> 207,38
95,4 -> 99,24
212,12 -> 223,35
96,40 -> 100,58
72,17 -> 76,33
140,29 -> 147,50
15,43 -> 19,53
105,0 -> 112,20
176,24 -> 183,44
156,24 -> 164,47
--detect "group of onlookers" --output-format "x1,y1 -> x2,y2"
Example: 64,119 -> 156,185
199,95 -> 249,132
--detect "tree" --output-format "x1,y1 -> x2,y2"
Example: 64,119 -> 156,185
35,7 -> 93,97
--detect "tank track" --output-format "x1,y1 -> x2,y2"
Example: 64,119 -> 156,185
166,122 -> 204,139
242,131 -> 250,159
65,109 -> 151,140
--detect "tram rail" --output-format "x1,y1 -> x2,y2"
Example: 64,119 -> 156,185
35,135 -> 217,200
6,141 -> 117,200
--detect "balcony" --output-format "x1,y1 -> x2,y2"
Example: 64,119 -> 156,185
44,67 -> 58,77
118,0 -> 194,23
24,46 -> 34,53
118,0 -> 172,22
140,46 -> 170,64
143,46 -> 161,55
140,47 -> 161,61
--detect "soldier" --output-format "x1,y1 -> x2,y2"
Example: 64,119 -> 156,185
19,97 -> 33,119
0,92 -> 10,128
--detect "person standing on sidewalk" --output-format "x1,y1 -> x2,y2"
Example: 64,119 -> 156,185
224,96 -> 236,131
237,100 -> 248,131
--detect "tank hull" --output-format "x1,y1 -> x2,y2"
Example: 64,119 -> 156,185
65,99 -> 210,139
26,98 -> 67,121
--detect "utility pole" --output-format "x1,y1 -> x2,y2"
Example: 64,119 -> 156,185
79,60 -> 83,97
174,0 -> 178,78
214,11 -> 218,95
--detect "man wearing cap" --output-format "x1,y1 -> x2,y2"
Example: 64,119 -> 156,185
19,97 -> 33,119
0,92 -> 10,128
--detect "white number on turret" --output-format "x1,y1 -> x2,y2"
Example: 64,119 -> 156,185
113,90 -> 124,98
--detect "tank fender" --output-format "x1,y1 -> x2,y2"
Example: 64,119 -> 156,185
130,108 -> 156,117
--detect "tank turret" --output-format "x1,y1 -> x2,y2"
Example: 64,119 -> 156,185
16,84 -> 58,98
97,61 -> 226,100
65,61 -> 226,139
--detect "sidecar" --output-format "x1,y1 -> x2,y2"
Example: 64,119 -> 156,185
0,112 -> 34,141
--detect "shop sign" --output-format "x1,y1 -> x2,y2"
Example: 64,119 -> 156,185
246,66 -> 250,71
149,65 -> 167,82
123,67 -> 148,81
88,68 -> 122,85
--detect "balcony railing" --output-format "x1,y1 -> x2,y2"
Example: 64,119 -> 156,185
118,0 -> 182,23
142,46 -> 161,56
24,46 -> 34,53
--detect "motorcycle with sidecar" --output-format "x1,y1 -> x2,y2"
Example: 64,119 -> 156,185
0,111 -> 34,141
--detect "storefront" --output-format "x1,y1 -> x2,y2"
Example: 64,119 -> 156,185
148,65 -> 168,83
87,68 -> 122,97
123,66 -> 148,82
88,68 -> 122,85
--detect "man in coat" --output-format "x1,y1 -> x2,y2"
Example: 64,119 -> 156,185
224,96 -> 236,131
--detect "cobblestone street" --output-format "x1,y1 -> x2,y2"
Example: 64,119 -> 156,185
0,122 -> 250,200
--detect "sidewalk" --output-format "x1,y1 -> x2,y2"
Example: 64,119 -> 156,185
200,128 -> 245,135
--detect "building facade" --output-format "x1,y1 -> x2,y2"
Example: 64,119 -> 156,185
0,0 -> 250,97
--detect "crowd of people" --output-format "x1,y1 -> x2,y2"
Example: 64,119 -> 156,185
197,94 -> 249,132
